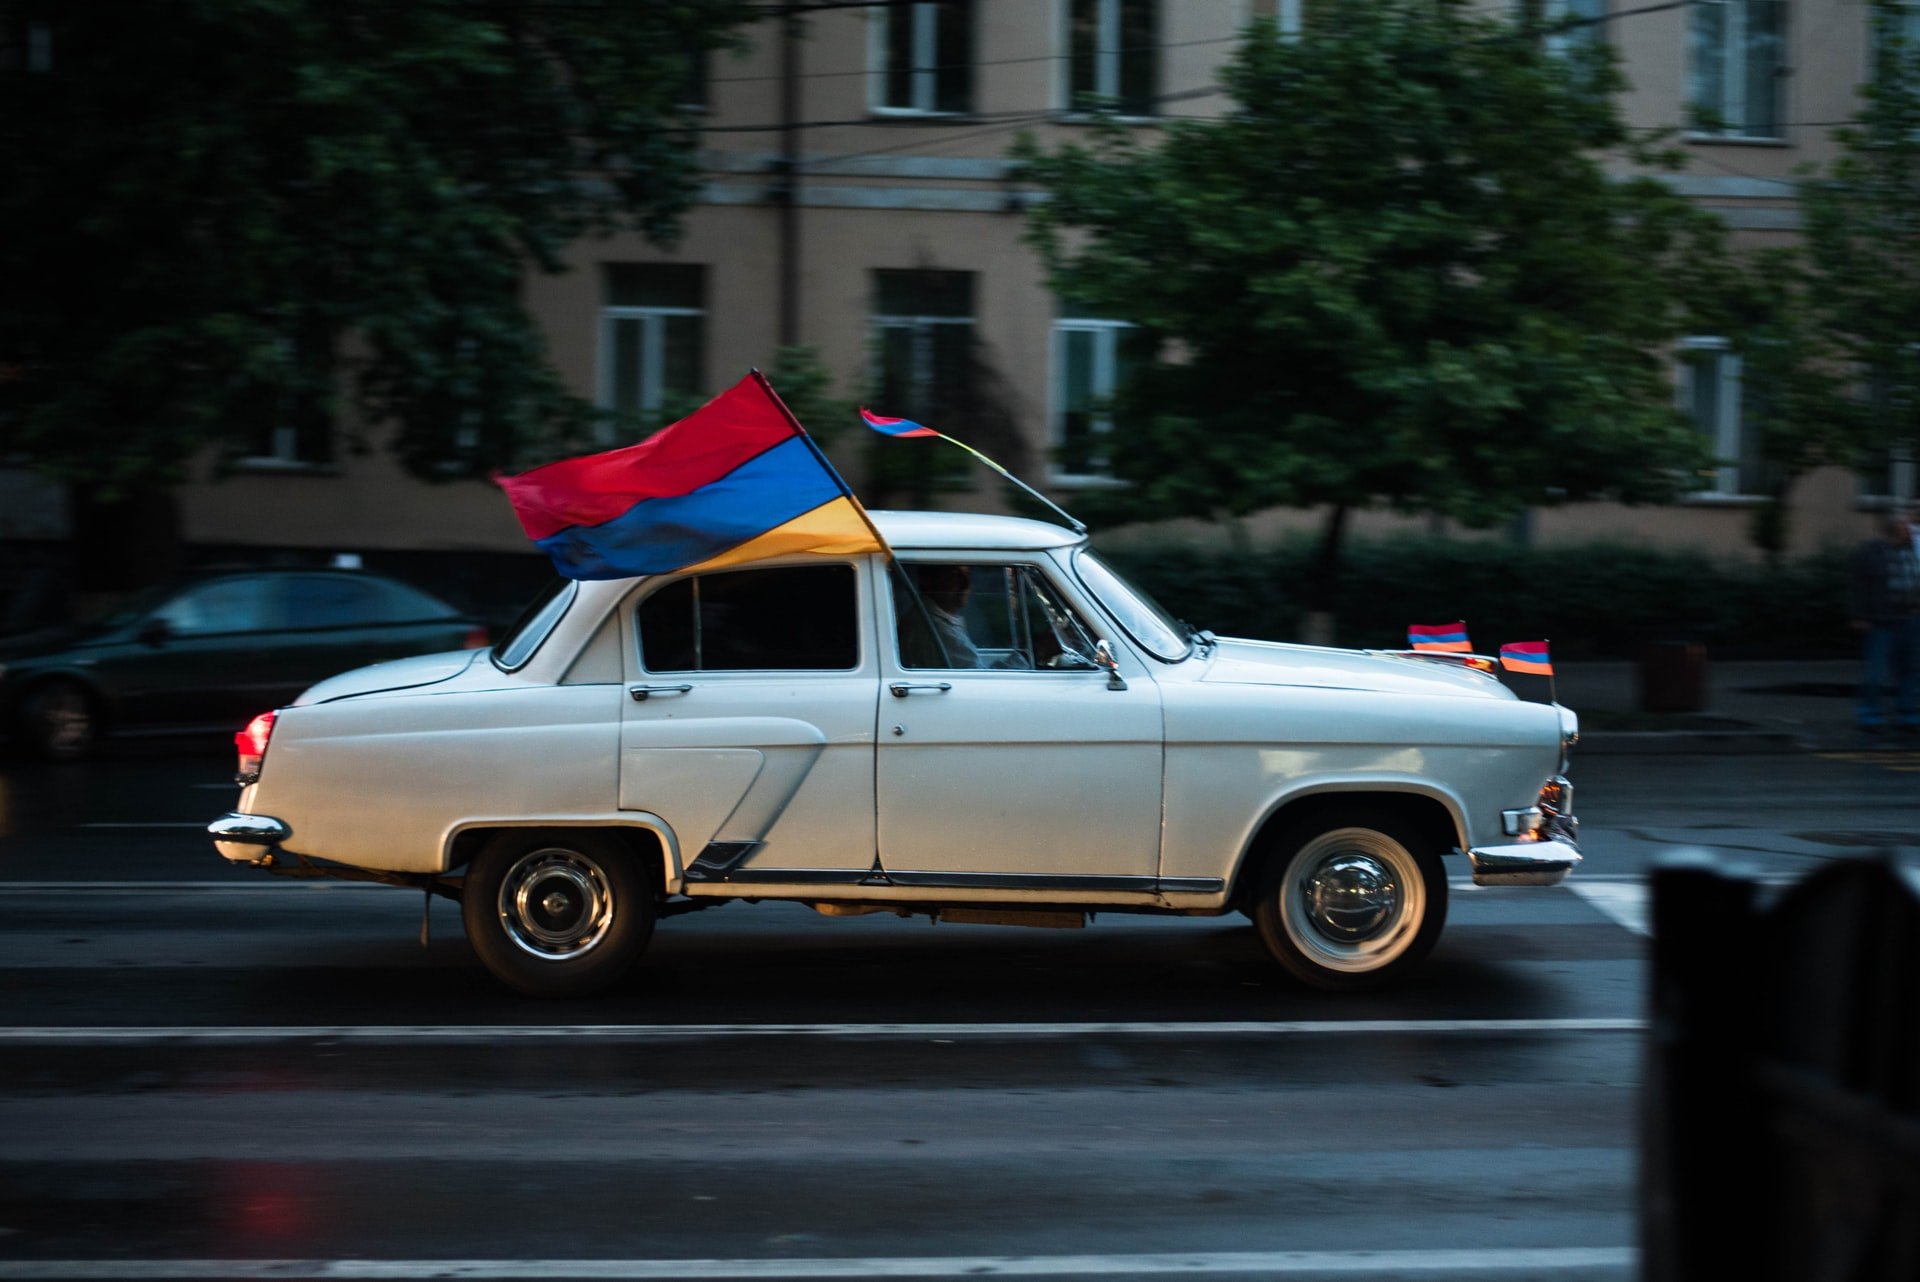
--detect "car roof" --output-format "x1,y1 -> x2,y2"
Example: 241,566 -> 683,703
868,510 -> 1085,552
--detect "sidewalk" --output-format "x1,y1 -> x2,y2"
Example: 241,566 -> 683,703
1555,658 -> 1889,754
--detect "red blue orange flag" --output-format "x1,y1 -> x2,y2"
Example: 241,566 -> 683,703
1499,640 -> 1553,676
1408,622 -> 1472,653
496,372 -> 884,580
859,408 -> 940,439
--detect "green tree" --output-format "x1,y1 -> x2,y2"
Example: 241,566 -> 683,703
0,0 -> 743,589
1799,0 -> 1920,514
1012,3 -> 1717,641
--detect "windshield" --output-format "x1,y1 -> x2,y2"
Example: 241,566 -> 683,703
492,578 -> 577,670
1072,550 -> 1193,662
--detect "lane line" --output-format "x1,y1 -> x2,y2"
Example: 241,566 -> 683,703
1568,883 -> 1652,937
0,1018 -> 1645,1045
0,1247 -> 1637,1278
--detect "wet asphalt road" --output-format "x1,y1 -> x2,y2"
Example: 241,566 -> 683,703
0,738 -> 1916,1279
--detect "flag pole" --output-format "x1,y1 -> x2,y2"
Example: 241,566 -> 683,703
929,432 -> 1086,535
750,368 -> 895,559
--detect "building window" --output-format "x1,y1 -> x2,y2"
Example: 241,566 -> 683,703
870,269 -> 975,498
1521,0 -> 1607,57
1051,316 -> 1139,482
600,263 -> 706,439
1870,1 -> 1920,84
1688,0 -> 1786,140
1068,0 -> 1157,117
240,332 -> 335,470
1679,337 -> 1764,496
872,0 -> 972,116
1859,355 -> 1919,504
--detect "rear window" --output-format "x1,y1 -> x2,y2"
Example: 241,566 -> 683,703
640,565 -> 858,672
281,574 -> 457,628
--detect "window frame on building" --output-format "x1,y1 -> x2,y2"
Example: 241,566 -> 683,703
1677,335 -> 1765,499
869,0 -> 974,118
1064,0 -> 1159,119
1049,315 -> 1136,486
1857,346 -> 1920,507
1687,0 -> 1788,142
597,263 -> 707,443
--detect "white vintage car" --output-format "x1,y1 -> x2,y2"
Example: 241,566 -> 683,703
210,511 -> 1580,997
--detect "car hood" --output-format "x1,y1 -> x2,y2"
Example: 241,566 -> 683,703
294,649 -> 486,705
1199,637 -> 1512,700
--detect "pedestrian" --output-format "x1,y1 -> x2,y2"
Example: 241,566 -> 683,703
1848,508 -> 1920,736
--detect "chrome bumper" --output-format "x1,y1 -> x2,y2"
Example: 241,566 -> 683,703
1466,839 -> 1582,886
209,811 -> 290,865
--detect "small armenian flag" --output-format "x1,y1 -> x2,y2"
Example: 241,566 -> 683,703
1408,622 -> 1472,653
1499,640 -> 1553,676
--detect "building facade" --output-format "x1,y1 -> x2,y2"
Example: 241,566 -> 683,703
13,0 -> 1911,605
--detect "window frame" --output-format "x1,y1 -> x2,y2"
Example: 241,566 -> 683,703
1049,316 -> 1135,486
1687,0 -> 1788,143
1062,0 -> 1160,120
597,265 -> 707,443
869,0 -> 973,118
1677,335 -> 1762,500
892,558 -> 1103,673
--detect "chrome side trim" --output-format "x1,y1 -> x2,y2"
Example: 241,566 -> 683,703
883,871 -> 1162,893
1465,841 -> 1582,887
684,841 -> 765,881
208,813 -> 291,845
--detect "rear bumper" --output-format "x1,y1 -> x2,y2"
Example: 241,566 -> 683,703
209,811 -> 290,865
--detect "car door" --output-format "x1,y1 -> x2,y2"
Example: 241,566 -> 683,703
107,574 -> 289,726
875,557 -> 1165,891
618,559 -> 880,887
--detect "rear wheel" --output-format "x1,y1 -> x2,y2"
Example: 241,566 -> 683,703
461,830 -> 655,997
1252,813 -> 1448,990
20,680 -> 98,761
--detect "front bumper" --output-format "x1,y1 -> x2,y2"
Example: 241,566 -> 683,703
1468,775 -> 1580,886
209,811 -> 290,865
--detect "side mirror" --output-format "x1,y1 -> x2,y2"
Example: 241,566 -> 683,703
1094,639 -> 1127,691
137,617 -> 172,647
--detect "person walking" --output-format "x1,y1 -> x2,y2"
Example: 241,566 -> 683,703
1848,508 -> 1920,736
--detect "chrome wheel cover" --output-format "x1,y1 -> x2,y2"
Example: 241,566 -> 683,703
1279,827 -> 1425,973
496,846 -> 616,961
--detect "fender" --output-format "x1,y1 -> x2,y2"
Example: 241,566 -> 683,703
443,812 -> 686,894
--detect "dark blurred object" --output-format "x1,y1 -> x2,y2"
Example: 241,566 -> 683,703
1639,641 -> 1708,713
0,566 -> 486,760
1644,852 -> 1920,1281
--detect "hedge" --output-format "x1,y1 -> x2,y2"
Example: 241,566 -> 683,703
1097,537 -> 1857,660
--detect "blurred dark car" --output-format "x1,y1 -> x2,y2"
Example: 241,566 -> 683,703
0,566 -> 488,759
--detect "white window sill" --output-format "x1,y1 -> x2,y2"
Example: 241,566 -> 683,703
1685,132 -> 1790,147
1048,470 -> 1129,491
233,458 -> 338,477
1679,490 -> 1769,507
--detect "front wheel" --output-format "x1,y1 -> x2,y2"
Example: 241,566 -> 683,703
1252,814 -> 1448,990
19,680 -> 98,761
461,831 -> 655,997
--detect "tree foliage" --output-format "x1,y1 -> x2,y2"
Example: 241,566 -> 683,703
1798,0 -> 1920,490
1012,3 -> 1719,541
0,0 -> 744,496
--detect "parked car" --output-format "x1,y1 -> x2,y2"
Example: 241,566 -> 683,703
209,512 -> 1580,996
3,566 -> 487,759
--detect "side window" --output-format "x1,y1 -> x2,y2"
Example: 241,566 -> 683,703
151,577 -> 281,635
639,565 -> 859,672
896,562 -> 1100,671
281,575 -> 386,629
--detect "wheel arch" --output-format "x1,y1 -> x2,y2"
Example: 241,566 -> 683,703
1228,785 -> 1464,911
443,816 -> 683,896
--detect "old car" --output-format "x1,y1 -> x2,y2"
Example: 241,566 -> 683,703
4,565 -> 489,760
209,511 -> 1580,997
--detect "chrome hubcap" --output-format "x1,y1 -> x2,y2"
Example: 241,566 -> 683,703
498,848 -> 615,961
1303,852 -> 1400,942
1279,827 -> 1427,974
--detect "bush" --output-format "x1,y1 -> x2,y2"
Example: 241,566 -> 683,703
1098,536 -> 1855,660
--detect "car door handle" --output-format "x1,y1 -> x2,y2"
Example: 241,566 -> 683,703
889,682 -> 953,698
629,683 -> 694,702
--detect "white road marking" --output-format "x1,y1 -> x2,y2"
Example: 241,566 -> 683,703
1568,882 -> 1652,937
0,1247 -> 1636,1278
0,1018 -> 1645,1045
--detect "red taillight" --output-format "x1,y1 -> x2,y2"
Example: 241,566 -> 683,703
235,710 -> 276,783
462,625 -> 490,650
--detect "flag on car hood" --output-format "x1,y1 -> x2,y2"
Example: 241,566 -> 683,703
1499,640 -> 1553,675
1408,622 -> 1472,653
496,372 -> 884,580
